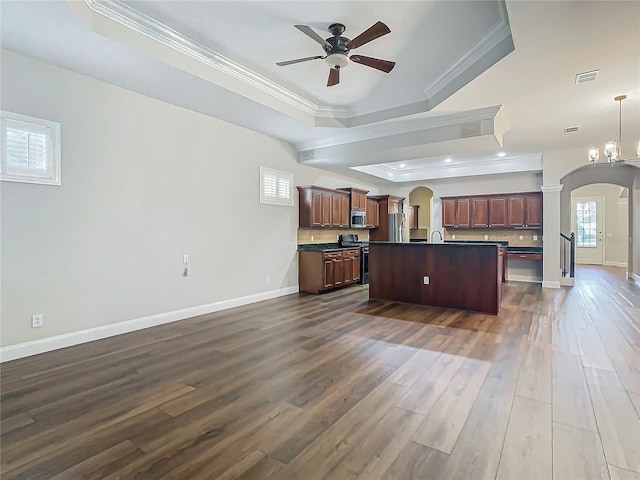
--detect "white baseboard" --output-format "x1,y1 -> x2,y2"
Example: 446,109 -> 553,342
0,286 -> 299,363
632,273 -> 640,282
542,280 -> 561,289
507,275 -> 542,284
560,277 -> 575,287
604,261 -> 628,268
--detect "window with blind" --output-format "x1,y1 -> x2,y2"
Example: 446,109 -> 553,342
260,166 -> 293,206
1,111 -> 61,185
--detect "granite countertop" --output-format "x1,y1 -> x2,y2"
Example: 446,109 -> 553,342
370,241 -> 501,248
297,243 -> 359,252
506,246 -> 543,254
444,240 -> 510,247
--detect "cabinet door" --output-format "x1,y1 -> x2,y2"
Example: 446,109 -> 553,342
508,196 -> 526,227
442,199 -> 457,228
331,194 -> 342,227
456,199 -> 471,228
489,197 -> 507,228
525,194 -> 543,227
323,259 -> 334,288
310,190 -> 323,227
471,197 -> 489,228
340,195 -> 350,226
343,256 -> 354,283
366,199 -> 379,227
333,258 -> 344,285
321,191 -> 332,226
352,254 -> 360,282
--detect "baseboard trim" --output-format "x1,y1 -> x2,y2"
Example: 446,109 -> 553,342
632,273 -> 640,282
506,275 -> 542,284
0,286 -> 299,363
542,280 -> 561,289
603,261 -> 628,268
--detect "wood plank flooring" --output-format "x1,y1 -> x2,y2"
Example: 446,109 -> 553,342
1,265 -> 639,479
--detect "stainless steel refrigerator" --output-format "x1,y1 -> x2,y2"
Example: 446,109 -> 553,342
388,213 -> 406,243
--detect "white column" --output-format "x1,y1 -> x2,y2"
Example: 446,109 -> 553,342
541,184 -> 563,288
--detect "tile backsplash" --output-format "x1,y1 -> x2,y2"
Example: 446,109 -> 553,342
444,228 -> 542,247
298,229 -> 370,244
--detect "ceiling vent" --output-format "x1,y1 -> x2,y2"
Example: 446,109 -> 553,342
564,126 -> 580,133
575,70 -> 599,84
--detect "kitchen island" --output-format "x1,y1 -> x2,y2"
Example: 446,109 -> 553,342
369,242 -> 503,314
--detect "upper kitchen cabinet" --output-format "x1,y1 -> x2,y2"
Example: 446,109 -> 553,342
369,195 -> 405,241
337,187 -> 369,211
366,198 -> 380,228
297,186 -> 349,228
508,192 -> 543,228
442,192 -> 541,229
442,198 -> 470,228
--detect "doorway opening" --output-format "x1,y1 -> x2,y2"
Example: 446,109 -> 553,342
570,183 -> 629,271
407,186 -> 434,241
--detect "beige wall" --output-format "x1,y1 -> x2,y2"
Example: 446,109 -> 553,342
0,50 -> 381,348
297,229 -> 369,244
443,229 -> 542,247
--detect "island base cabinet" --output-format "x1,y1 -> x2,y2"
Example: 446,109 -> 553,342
299,250 -> 361,294
369,243 -> 502,314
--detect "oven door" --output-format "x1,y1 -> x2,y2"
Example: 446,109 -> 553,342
359,246 -> 369,284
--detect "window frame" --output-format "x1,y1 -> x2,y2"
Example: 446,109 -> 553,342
1,111 -> 61,186
260,166 -> 294,207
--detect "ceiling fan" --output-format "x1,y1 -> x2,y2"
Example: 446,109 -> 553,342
276,22 -> 395,87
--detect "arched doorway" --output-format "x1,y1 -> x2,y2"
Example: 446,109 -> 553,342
560,164 -> 637,280
408,186 -> 434,241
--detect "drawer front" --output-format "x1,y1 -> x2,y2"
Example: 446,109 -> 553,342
323,251 -> 343,260
343,249 -> 361,257
507,253 -> 542,261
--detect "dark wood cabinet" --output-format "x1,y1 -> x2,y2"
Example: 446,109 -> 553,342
298,186 -> 349,229
442,192 -> 542,229
337,187 -> 368,211
443,198 -> 471,228
366,198 -> 379,228
410,205 -> 420,229
369,195 -> 405,241
489,197 -> 508,228
471,197 -> 489,228
299,249 -> 361,294
508,193 -> 542,228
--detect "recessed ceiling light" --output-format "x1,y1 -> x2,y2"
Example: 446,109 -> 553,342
444,158 -> 453,163
399,163 -> 406,168
497,151 -> 506,158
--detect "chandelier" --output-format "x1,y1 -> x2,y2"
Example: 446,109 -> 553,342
588,95 -> 640,165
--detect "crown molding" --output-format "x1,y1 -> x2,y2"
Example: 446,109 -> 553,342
83,0 -> 319,116
422,16 -> 512,101
541,184 -> 564,192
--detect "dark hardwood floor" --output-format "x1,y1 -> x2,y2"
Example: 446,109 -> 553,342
1,266 -> 639,479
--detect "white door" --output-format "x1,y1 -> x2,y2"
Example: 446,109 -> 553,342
572,197 -> 604,265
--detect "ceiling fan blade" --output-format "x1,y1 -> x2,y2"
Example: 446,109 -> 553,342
294,25 -> 332,49
327,67 -> 340,87
350,55 -> 395,73
276,55 -> 324,66
348,21 -> 391,49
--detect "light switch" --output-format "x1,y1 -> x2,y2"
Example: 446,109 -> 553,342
452,234 -> 456,240
533,235 -> 538,241
423,276 -> 430,285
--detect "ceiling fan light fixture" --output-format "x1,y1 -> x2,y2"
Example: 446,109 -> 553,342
325,53 -> 349,69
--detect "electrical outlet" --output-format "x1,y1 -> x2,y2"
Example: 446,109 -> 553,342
423,276 -> 430,285
484,234 -> 489,240
311,235 -> 314,242
183,254 -> 189,264
31,314 -> 43,328
451,234 -> 456,240
519,235 -> 524,240
266,277 -> 271,285
533,235 -> 538,241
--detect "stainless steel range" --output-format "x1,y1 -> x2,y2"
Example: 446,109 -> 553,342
338,234 -> 369,284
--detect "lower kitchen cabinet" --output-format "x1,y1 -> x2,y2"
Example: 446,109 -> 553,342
299,249 -> 361,294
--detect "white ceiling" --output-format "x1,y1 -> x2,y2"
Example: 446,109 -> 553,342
1,1 -> 639,184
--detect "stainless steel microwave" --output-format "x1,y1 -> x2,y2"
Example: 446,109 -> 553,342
350,210 -> 366,228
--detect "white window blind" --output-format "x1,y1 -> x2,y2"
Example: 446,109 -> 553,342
260,166 -> 293,206
1,111 -> 61,185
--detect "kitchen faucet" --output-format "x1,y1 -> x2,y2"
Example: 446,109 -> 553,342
431,230 -> 443,243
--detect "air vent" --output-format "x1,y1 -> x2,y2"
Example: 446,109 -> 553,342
564,126 -> 580,133
575,70 -> 599,84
